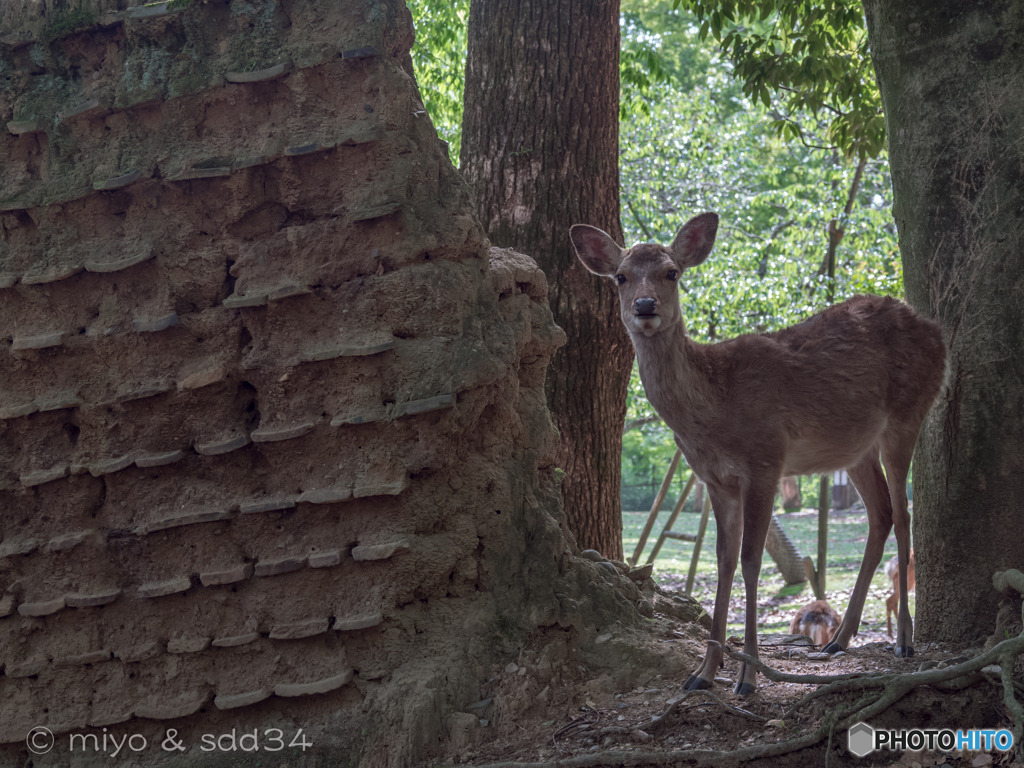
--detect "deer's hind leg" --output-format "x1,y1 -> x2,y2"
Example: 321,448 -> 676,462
881,425 -> 917,657
823,450 -> 893,653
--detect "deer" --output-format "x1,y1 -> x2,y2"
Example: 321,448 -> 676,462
790,600 -> 842,647
885,548 -> 916,639
571,212 -> 946,695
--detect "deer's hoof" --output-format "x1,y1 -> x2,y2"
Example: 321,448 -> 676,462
684,674 -> 712,691
894,645 -> 914,658
734,681 -> 755,697
821,640 -> 844,654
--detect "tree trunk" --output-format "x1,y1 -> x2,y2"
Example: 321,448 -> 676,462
862,0 -> 1024,642
460,0 -> 632,558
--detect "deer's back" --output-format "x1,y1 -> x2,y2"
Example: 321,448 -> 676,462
706,295 -> 944,409
684,295 -> 946,477
767,294 -> 946,415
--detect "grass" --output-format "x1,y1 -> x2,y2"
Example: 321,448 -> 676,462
624,504 -> 913,643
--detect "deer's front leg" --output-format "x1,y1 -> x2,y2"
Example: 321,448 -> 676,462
734,481 -> 777,696
684,483 -> 741,692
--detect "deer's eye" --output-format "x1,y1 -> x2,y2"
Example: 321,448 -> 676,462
615,274 -> 627,285
667,270 -> 679,281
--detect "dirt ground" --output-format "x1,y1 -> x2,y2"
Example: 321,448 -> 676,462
449,587 -> 1021,768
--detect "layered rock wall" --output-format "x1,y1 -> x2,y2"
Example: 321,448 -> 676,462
0,2 -> 652,765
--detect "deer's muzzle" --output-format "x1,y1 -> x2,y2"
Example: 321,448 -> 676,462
634,297 -> 657,316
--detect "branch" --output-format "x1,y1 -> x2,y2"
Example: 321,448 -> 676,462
623,415 -> 663,434
809,156 -> 868,301
625,197 -> 654,241
770,219 -> 798,240
777,84 -> 846,118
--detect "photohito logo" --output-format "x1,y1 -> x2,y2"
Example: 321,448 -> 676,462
848,721 -> 1014,757
26,726 -> 55,755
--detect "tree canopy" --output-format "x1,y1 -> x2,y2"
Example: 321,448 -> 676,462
682,0 -> 884,158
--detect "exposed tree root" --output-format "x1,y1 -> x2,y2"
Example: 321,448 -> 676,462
596,687 -> 766,739
468,569 -> 1024,768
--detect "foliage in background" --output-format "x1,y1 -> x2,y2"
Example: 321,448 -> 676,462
679,0 -> 883,159
407,0 -> 902,511
409,0 -> 469,159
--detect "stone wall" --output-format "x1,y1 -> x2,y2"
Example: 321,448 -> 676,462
0,1 -> 658,765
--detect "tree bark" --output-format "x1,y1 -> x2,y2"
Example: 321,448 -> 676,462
460,0 -> 632,558
862,0 -> 1024,641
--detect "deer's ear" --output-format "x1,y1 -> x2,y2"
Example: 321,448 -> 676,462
671,212 -> 719,269
570,225 -> 624,277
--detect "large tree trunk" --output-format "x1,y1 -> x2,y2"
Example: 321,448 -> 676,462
460,0 -> 632,558
863,0 -> 1024,642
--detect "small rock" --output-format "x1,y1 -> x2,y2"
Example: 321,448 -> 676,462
308,549 -> 342,568
269,617 -> 329,640
167,636 -> 210,654
273,670 -> 353,698
253,555 -> 307,577
504,662 -> 518,674
971,755 -> 993,767
334,611 -> 383,632
447,712 -> 480,751
630,729 -> 651,743
18,597 -> 65,616
626,563 -> 654,581
766,719 -> 785,728
580,549 -> 605,562
214,689 -> 271,710
351,540 -> 409,561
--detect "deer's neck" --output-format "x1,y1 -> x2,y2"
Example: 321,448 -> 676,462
631,319 -> 714,437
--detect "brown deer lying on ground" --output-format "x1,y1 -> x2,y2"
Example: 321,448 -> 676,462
571,212 -> 945,695
885,548 -> 916,639
790,600 -> 842,647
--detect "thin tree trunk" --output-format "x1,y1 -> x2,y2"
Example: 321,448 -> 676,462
460,0 -> 631,558
863,0 -> 1024,641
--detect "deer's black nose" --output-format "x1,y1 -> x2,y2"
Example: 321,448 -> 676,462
635,298 -> 657,316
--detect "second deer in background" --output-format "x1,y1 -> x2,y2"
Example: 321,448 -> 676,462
885,549 -> 916,639
790,600 -> 842,647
